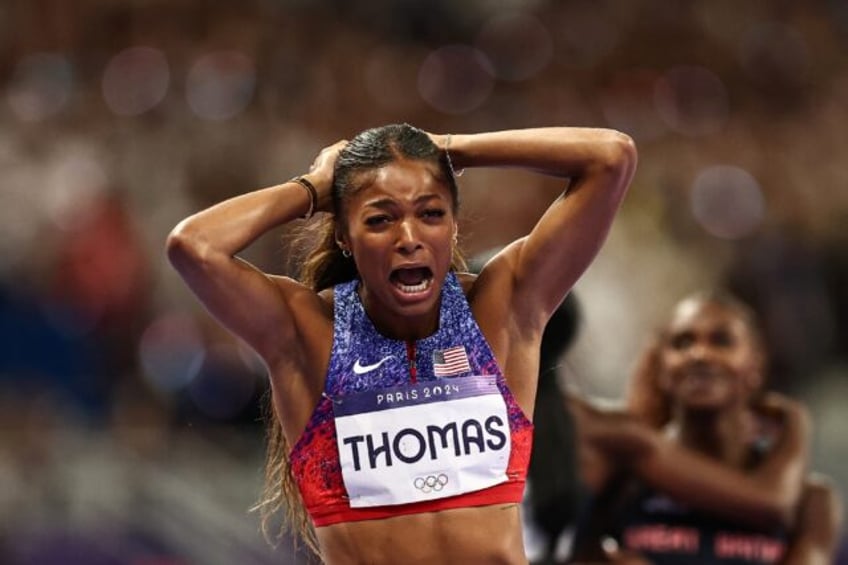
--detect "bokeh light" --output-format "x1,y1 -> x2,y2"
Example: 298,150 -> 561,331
44,148 -> 110,232
102,46 -> 170,117
690,165 -> 765,239
551,2 -> 620,69
0,157 -> 45,277
186,51 -> 255,121
187,343 -> 259,420
475,12 -> 553,81
139,313 -> 206,394
654,65 -> 729,137
418,45 -> 495,114
600,69 -> 667,141
739,22 -> 810,93
364,46 -> 422,113
6,53 -> 74,121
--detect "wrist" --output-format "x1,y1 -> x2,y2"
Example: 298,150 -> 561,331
301,172 -> 334,213
289,176 -> 318,219
444,133 -> 465,177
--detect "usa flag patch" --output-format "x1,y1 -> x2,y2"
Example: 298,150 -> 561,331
432,346 -> 471,377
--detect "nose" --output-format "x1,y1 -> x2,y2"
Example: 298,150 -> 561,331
396,219 -> 422,254
686,340 -> 715,363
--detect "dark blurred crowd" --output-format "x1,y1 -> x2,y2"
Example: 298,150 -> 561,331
1,0 -> 847,563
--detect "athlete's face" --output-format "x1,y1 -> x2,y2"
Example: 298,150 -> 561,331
338,159 -> 457,336
658,299 -> 763,413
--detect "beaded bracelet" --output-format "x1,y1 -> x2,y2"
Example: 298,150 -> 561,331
445,134 -> 464,178
290,176 -> 318,219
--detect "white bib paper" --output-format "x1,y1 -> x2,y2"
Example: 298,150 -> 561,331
333,375 -> 510,508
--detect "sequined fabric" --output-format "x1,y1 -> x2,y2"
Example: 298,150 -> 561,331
290,272 -> 533,526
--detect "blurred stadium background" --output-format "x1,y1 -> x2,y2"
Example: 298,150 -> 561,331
1,0 -> 846,563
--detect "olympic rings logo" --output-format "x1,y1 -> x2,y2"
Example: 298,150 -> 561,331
413,473 -> 449,493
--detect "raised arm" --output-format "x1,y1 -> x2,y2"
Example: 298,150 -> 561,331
567,394 -> 656,564
748,393 -> 811,524
444,128 -> 636,327
575,392 -> 811,531
165,141 -> 344,365
634,392 -> 809,530
568,392 -> 656,493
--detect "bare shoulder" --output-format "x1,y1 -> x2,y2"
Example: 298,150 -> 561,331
461,264 -> 511,346
786,472 -> 845,563
463,240 -> 524,303
802,472 -> 843,518
804,472 -> 840,493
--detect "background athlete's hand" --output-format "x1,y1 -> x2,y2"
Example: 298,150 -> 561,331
752,391 -> 810,448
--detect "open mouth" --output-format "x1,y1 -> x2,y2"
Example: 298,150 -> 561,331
680,363 -> 730,391
685,363 -> 722,380
688,368 -> 715,379
390,267 -> 434,294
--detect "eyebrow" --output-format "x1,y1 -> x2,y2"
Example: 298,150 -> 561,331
362,193 -> 445,209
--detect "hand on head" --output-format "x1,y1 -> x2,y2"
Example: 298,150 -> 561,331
308,139 -> 347,213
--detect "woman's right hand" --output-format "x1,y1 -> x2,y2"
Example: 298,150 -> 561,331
304,139 -> 347,213
753,391 -> 811,447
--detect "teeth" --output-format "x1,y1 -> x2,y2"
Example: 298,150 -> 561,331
395,278 -> 432,294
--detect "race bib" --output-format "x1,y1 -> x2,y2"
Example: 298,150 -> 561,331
332,375 -> 511,508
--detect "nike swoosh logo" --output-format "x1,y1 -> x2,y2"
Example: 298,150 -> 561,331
353,356 -> 393,375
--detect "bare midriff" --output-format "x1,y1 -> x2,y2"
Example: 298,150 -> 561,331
316,503 -> 527,565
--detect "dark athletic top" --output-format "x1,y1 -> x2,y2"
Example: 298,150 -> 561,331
571,474 -> 788,564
